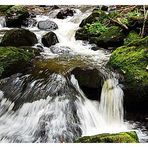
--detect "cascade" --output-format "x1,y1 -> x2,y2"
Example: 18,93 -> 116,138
0,6 -> 147,143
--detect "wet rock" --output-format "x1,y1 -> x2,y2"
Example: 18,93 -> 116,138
5,5 -> 29,27
36,45 -> 44,52
38,20 -> 58,30
91,46 -> 100,51
52,5 -> 60,10
22,18 -> 37,27
50,46 -> 72,55
1,28 -> 38,47
41,32 -> 59,47
75,131 -> 139,143
56,8 -> 75,19
71,67 -> 103,100
101,5 -> 108,11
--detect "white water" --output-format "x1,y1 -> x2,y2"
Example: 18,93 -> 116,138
0,16 -> 6,28
0,7 -> 146,143
0,73 -> 129,142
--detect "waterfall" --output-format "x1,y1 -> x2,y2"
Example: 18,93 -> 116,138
0,16 -> 6,28
0,6 -> 146,143
0,73 -> 128,143
99,78 -> 124,124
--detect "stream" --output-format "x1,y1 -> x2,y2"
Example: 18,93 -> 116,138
0,6 -> 147,143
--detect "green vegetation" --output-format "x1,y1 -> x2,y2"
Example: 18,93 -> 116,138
84,22 -> 108,35
126,9 -> 143,18
75,131 -> 139,143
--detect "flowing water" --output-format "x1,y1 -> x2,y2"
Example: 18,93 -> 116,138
0,7 -> 147,143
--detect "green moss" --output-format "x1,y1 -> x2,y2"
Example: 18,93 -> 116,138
75,131 -> 139,143
79,9 -> 108,27
0,5 -> 13,15
124,31 -> 141,45
0,46 -> 36,78
89,26 -> 125,47
128,36 -> 148,47
98,26 -> 123,42
6,5 -> 28,17
108,36 -> 148,89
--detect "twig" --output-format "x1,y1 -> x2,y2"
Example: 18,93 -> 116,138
141,5 -> 148,37
109,18 -> 128,30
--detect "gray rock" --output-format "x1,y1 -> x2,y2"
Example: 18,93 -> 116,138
38,20 -> 58,30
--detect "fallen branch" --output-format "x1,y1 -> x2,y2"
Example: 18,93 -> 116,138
109,17 -> 128,30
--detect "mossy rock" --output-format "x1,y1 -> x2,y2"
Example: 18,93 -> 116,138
79,9 -> 108,27
75,28 -> 90,41
108,36 -> 148,110
0,5 -> 13,15
75,131 -> 139,143
1,28 -> 38,47
90,26 -> 125,48
5,5 -> 29,27
0,46 -> 37,78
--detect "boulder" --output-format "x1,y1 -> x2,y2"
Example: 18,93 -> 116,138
22,18 -> 37,27
1,28 -> 38,47
101,5 -> 109,11
0,5 -> 13,15
75,131 -> 139,143
71,67 -> 103,100
90,26 -> 125,48
79,9 -> 107,27
38,20 -> 58,30
5,5 -> 29,27
108,36 -> 148,111
76,25 -> 125,49
50,46 -> 72,55
0,46 -> 37,78
56,8 -> 75,19
41,32 -> 59,47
